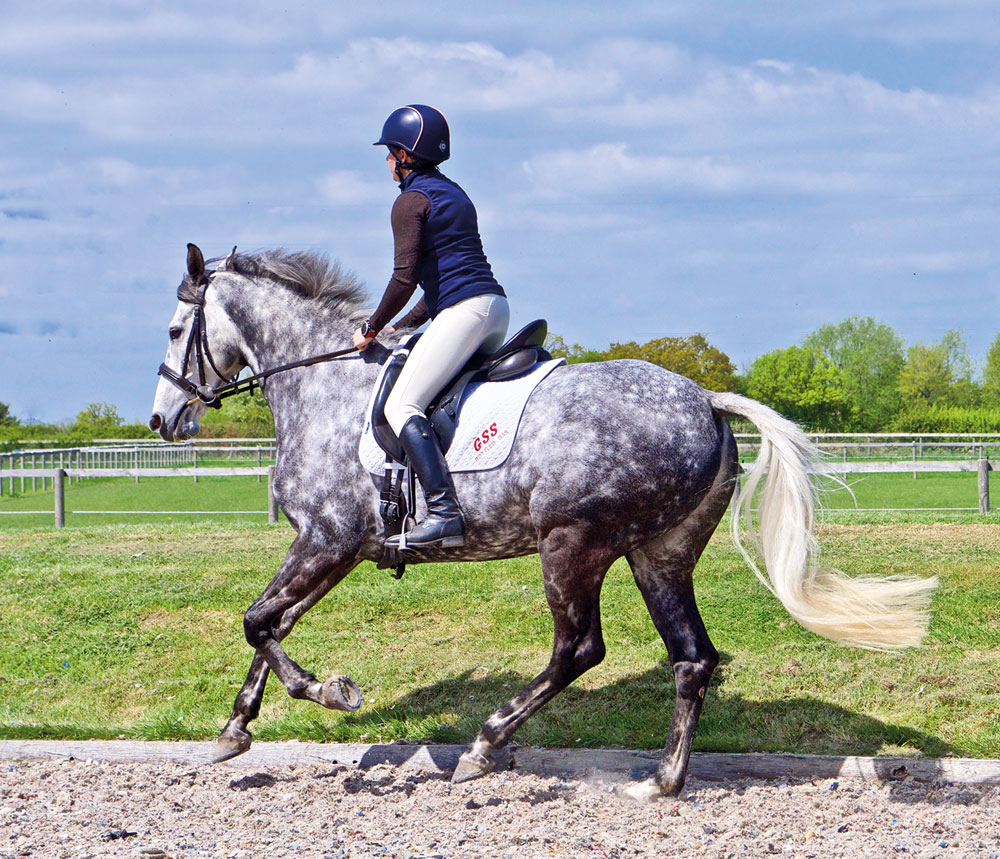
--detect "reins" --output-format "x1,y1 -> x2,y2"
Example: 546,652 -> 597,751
157,271 -> 360,409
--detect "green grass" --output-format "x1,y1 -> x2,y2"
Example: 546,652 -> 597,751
0,476 -> 282,529
0,520 -> 997,758
816,471 -> 1000,511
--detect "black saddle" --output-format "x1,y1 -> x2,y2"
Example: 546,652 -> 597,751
370,319 -> 551,463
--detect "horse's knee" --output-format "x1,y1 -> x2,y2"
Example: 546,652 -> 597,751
243,607 -> 269,649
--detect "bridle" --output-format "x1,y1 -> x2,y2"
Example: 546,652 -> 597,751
157,271 -> 359,409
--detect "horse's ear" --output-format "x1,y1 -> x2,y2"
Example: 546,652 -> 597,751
219,245 -> 238,271
187,243 -> 205,280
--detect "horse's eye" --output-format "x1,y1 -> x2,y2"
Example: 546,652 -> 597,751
169,326 -> 183,340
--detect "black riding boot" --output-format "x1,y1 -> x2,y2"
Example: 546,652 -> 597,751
386,415 -> 465,549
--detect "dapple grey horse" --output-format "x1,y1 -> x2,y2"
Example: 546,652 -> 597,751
149,245 -> 935,800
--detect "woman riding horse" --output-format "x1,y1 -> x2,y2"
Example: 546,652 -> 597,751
353,104 -> 509,550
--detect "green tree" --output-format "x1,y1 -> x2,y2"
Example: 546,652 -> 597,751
983,332 -> 1000,406
897,330 -> 979,408
0,401 -> 19,427
803,316 -> 903,430
544,334 -> 603,364
73,402 -> 125,437
201,388 -> 275,437
743,345 -> 850,430
603,334 -> 738,391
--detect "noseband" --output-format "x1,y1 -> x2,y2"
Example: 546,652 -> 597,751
157,272 -> 359,409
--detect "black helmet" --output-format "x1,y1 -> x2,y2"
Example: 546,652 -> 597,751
373,104 -> 450,164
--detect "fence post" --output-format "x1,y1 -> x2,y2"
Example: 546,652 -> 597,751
978,457 -> 990,515
267,465 -> 278,524
54,469 -> 66,528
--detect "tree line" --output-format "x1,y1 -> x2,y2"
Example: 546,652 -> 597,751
4,315 -> 1000,441
547,316 -> 1000,432
0,396 -> 276,448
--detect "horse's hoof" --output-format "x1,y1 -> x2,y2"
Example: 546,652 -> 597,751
319,674 -> 363,711
620,777 -> 668,803
452,750 -> 495,784
213,731 -> 252,763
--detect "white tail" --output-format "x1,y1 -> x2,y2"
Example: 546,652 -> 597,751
709,391 -> 936,650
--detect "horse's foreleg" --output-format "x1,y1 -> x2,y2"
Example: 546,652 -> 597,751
215,542 -> 360,761
453,524 -> 615,783
215,652 -> 270,762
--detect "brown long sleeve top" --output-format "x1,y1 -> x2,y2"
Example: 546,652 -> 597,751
367,191 -> 432,333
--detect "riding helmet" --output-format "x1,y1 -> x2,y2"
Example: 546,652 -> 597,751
374,104 -> 450,164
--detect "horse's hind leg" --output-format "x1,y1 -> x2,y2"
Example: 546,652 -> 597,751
624,448 -> 737,800
215,537 -> 361,761
453,521 -> 617,783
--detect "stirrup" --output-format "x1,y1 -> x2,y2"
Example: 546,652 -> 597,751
385,516 -> 465,549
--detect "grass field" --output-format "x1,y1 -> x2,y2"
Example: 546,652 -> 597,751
0,476 -> 282,529
1,517 -> 997,758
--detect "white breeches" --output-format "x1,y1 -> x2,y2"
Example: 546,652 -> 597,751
385,294 -> 510,437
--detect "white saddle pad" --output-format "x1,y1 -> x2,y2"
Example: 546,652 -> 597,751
359,357 -> 565,474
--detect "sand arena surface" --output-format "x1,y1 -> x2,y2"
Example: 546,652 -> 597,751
2,758 -> 1000,858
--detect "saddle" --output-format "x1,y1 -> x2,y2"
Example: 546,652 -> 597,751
369,319 -> 552,576
370,319 -> 551,462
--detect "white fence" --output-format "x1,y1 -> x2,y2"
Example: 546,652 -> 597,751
0,443 -> 276,495
0,466 -> 281,527
0,458 -> 994,528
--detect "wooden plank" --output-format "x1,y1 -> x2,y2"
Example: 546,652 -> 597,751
0,740 -> 510,775
814,460 -> 985,474
1,740 -> 997,785
1,468 -> 268,478
511,749 -> 1000,785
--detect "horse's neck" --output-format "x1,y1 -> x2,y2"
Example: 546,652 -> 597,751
216,280 -> 379,442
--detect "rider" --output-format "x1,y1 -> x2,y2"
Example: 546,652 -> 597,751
354,104 -> 509,549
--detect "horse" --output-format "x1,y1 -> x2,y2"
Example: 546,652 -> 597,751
149,244 -> 936,800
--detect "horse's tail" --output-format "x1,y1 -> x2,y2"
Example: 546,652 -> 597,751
708,391 -> 936,650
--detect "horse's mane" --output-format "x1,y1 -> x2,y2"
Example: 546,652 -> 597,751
179,249 -> 369,319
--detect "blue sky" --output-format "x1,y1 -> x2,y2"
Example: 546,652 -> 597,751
2,1 -> 999,423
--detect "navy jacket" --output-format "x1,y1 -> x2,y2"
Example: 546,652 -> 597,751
400,169 -> 505,316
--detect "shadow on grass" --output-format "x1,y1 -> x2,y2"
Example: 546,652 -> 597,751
335,656 -> 952,762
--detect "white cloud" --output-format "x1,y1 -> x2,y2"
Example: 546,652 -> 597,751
2,4 -> 1000,420
0,5 -> 300,56
276,38 -> 621,111
316,171 -> 392,207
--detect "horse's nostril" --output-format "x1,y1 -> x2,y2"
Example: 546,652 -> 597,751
149,414 -> 162,431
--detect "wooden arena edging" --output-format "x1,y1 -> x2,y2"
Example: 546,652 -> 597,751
2,740 -> 999,785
